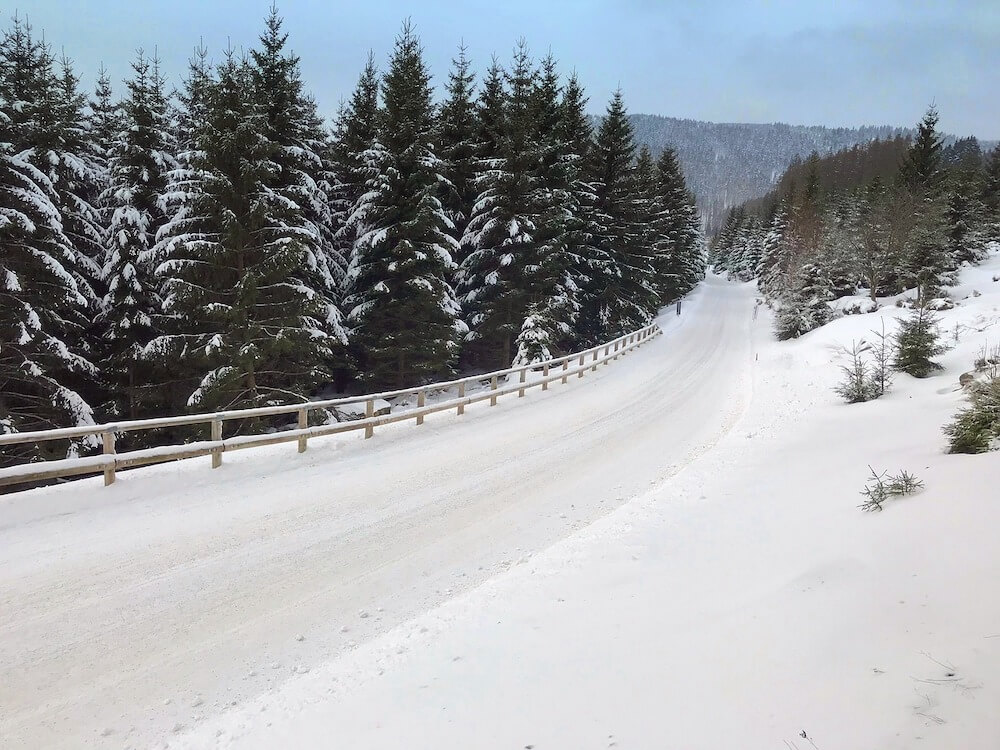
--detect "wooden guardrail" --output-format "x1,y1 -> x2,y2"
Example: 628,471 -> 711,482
0,323 -> 661,491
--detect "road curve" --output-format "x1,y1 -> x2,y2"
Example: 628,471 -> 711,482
0,276 -> 754,750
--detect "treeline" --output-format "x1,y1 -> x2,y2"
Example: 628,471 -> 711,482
711,108 -> 1000,339
630,115 -> 908,232
0,10 -> 705,462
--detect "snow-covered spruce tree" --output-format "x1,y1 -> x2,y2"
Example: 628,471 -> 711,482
710,206 -> 745,275
774,262 -> 831,340
868,319 -> 895,397
251,8 -> 346,337
459,42 -> 542,369
153,47 -> 347,415
893,302 -> 944,378
943,142 -> 988,267
0,24 -> 97,464
631,144 -> 660,285
654,145 -> 704,298
332,51 -> 381,290
49,57 -> 105,298
981,146 -> 1000,248
99,51 -> 177,420
856,176 -> 906,302
945,183 -> 987,266
817,194 -> 861,299
582,89 -> 657,341
436,44 -> 478,263
834,341 -> 875,404
1,20 -> 103,331
945,376 -> 1000,454
730,215 -> 764,282
795,151 -> 824,255
554,71 -> 602,342
88,65 -> 121,231
44,55 -> 113,412
172,43 -> 212,157
344,24 -> 464,388
899,107 -> 952,303
758,202 -> 791,299
513,53 -> 583,365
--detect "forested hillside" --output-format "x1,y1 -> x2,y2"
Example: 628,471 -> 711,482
628,114 -> 908,230
711,107 -> 1000,340
0,11 -> 705,465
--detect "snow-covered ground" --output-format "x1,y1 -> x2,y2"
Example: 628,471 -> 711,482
3,262 -> 999,749
0,276 -> 749,749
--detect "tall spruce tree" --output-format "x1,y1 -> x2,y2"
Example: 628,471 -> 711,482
344,23 -> 464,388
436,44 -> 478,262
856,176 -> 907,301
88,65 -> 120,221
899,107 -> 951,301
251,8 -> 346,327
731,215 -> 765,282
981,146 -> 1000,247
711,206 -> 745,274
2,20 -> 102,318
173,43 -> 212,157
513,54 -> 582,364
50,57 -> 105,298
655,147 -> 704,296
758,203 -> 791,299
651,147 -> 686,298
99,51 -> 177,419
553,71 -> 600,345
333,52 -> 381,293
584,90 -> 657,340
817,193 -> 862,298
1,17 -> 97,461
459,42 -> 543,368
154,44 -> 347,415
632,144 -> 662,284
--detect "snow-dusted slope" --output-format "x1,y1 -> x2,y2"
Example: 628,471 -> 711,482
0,277 -> 755,749
179,258 -> 998,750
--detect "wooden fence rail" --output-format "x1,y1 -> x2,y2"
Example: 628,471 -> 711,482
0,323 -> 661,491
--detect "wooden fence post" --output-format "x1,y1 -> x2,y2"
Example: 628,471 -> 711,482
417,390 -> 426,424
297,408 -> 308,453
592,350 -> 598,372
102,430 -> 116,486
365,399 -> 374,439
578,353 -> 585,378
518,368 -> 526,397
211,419 -> 223,468
542,363 -> 549,390
561,359 -> 569,384
490,375 -> 499,406
457,382 -> 466,415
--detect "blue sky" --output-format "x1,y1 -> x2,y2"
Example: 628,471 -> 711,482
12,0 -> 1000,138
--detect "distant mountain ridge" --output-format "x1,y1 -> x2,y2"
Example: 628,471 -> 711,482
622,114 -> 908,230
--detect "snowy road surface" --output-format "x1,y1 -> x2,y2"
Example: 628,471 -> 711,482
0,277 -> 754,749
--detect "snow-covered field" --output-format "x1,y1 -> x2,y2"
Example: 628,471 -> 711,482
3,263 -> 999,749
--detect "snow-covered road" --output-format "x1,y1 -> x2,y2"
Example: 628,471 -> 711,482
0,277 -> 755,749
